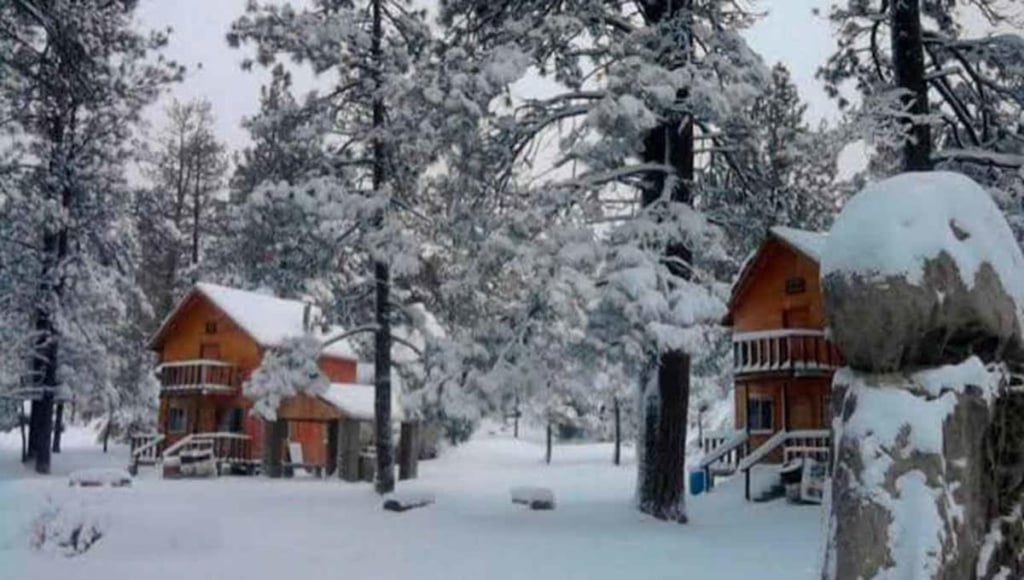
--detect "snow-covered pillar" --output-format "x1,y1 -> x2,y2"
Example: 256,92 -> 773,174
819,172 -> 1024,579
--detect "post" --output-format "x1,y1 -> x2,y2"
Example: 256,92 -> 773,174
545,422 -> 553,465
326,420 -> 339,477
613,398 -> 621,466
398,421 -> 420,480
262,419 -> 286,478
338,418 -> 361,482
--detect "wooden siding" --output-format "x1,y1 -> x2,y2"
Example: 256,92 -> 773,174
729,239 -> 826,333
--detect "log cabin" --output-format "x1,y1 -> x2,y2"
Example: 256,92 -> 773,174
700,227 -> 842,500
141,283 -> 402,477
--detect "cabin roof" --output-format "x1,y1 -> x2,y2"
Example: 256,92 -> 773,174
318,383 -> 404,421
723,226 -> 828,325
148,282 -> 357,361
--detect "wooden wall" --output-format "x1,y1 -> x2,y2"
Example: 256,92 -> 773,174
730,240 -> 826,333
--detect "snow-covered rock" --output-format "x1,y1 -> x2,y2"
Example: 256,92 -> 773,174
31,499 -> 106,556
510,486 -> 556,510
821,171 -> 1024,372
68,468 -> 132,488
823,359 -> 1002,579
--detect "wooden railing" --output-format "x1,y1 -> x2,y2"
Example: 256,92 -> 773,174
157,360 -> 241,393
737,429 -> 831,500
698,430 -> 748,490
163,432 -> 253,465
733,329 -> 841,375
129,433 -> 165,467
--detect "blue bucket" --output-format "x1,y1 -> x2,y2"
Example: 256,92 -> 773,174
689,469 -> 706,496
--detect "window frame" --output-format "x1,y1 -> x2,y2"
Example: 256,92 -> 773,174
747,395 -> 774,434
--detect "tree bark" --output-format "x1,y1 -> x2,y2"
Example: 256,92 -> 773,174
51,402 -> 63,453
371,0 -> 395,496
890,0 -> 932,171
637,352 -> 690,522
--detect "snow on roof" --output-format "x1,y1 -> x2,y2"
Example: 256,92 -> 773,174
318,383 -> 404,421
770,226 -> 828,263
821,171 -> 1024,323
152,283 -> 357,360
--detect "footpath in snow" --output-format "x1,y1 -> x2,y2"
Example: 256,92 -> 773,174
0,426 -> 824,580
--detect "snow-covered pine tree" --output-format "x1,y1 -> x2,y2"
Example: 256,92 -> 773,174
228,0 -> 456,494
821,1 -> 1023,208
138,98 -> 229,322
0,0 -> 179,472
703,63 -> 843,254
435,0 -> 768,521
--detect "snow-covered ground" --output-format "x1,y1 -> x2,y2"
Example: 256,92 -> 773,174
1,425 -> 824,579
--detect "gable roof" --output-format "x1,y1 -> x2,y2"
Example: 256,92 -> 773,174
149,283 -> 357,361
723,227 -> 828,325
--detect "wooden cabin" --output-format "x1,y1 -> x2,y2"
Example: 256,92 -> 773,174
145,283 -> 393,475
701,227 -> 842,499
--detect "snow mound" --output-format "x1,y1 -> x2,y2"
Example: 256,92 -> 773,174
822,171 -> 1024,315
510,486 -> 555,510
68,468 -> 132,488
382,491 -> 435,512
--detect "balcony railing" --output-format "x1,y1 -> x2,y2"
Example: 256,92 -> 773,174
157,359 -> 241,394
733,329 -> 841,376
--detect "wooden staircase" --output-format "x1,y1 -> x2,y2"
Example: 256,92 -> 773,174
736,429 -> 831,501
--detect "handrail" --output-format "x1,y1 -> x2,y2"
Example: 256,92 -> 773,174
131,433 -> 165,459
698,430 -> 748,469
163,432 -> 252,461
733,328 -> 825,341
737,429 -> 830,472
157,359 -> 235,370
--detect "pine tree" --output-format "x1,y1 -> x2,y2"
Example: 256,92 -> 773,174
139,98 -> 228,322
0,0 -> 179,472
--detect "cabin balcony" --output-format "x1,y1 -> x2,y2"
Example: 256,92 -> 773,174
733,329 -> 841,377
157,359 -> 241,394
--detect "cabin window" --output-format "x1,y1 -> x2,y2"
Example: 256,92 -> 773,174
219,407 -> 244,433
205,321 -> 218,334
168,406 -> 188,434
785,276 -> 807,295
747,396 -> 774,433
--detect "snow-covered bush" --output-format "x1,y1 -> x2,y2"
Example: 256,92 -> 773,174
244,335 -> 329,420
31,499 -> 106,556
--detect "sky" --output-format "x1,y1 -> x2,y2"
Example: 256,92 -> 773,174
135,0 -> 847,160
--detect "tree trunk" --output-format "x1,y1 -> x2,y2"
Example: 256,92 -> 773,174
637,351 -> 690,522
262,419 -> 286,478
546,422 -> 553,465
51,402 -> 63,453
191,146 -> 202,267
890,0 -> 932,171
370,0 -> 395,496
398,421 -> 420,480
614,398 -> 622,466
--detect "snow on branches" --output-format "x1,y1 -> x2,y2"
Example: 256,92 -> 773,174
244,335 -> 329,421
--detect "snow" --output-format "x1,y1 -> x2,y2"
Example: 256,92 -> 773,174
319,383 -> 404,421
770,226 -> 827,263
821,172 -> 1024,326
1,425 -> 825,580
162,283 -> 358,360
